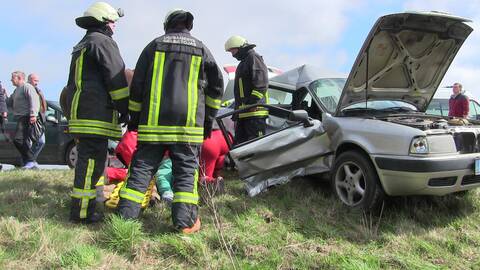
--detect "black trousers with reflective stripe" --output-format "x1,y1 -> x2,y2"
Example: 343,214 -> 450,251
70,137 -> 107,220
234,118 -> 266,145
117,143 -> 200,228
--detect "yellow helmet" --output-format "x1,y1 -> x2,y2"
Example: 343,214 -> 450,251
224,35 -> 248,51
76,2 -> 124,28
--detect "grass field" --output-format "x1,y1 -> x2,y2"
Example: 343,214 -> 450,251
0,169 -> 479,269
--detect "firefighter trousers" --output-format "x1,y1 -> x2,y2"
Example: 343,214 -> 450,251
117,143 -> 200,229
234,117 -> 266,145
70,137 -> 107,221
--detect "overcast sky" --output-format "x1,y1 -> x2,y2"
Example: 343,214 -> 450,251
0,0 -> 479,101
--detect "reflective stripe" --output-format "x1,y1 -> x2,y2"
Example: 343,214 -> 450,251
239,110 -> 269,119
148,52 -> 166,126
110,87 -> 129,100
119,187 -> 145,204
69,119 -> 122,138
79,159 -> 95,219
239,78 -> 245,98
138,125 -> 203,135
173,170 -> 199,205
206,96 -> 221,109
71,187 -> 96,199
187,55 -> 202,127
69,119 -> 121,130
71,48 -> 86,120
137,133 -> 203,143
112,110 -> 118,125
68,126 -> 122,139
129,100 -> 142,112
265,91 -> 270,104
251,90 -> 264,99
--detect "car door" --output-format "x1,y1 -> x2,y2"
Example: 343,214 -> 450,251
217,86 -> 331,196
0,107 -> 21,164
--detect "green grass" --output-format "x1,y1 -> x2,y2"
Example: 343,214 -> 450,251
0,169 -> 479,269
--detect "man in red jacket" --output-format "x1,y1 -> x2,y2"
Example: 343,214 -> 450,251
448,83 -> 469,118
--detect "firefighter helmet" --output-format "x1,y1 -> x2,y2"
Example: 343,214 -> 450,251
76,2 -> 124,28
224,35 -> 249,51
164,9 -> 194,31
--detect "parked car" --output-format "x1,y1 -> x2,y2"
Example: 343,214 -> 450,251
217,12 -> 479,210
426,87 -> 480,120
0,100 -> 77,168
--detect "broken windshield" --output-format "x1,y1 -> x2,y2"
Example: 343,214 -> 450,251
308,78 -> 346,113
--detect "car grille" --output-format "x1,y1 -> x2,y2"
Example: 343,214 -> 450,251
461,175 -> 480,185
428,177 -> 457,187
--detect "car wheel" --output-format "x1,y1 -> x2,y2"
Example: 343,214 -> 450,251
66,143 -> 77,169
331,151 -> 384,210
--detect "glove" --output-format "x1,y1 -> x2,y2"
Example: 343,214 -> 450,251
127,122 -> 138,132
127,113 -> 139,131
204,120 -> 213,139
119,113 -> 129,124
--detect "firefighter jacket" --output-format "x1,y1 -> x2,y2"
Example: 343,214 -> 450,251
233,48 -> 269,119
128,29 -> 224,144
65,28 -> 129,139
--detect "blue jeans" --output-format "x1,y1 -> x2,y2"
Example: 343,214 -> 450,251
32,133 -> 45,162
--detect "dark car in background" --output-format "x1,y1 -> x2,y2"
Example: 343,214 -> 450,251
0,100 -> 76,168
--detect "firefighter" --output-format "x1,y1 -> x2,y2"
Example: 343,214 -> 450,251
225,36 -> 269,144
117,9 -> 224,233
65,2 -> 129,224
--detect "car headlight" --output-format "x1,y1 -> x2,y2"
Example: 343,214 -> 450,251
410,136 -> 429,154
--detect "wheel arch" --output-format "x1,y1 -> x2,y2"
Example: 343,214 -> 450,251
334,142 -> 386,191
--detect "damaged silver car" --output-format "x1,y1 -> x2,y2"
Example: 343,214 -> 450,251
217,11 -> 479,210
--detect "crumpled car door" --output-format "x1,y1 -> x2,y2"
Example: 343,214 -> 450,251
217,105 -> 333,196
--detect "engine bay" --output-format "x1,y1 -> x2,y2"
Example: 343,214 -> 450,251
384,115 -> 480,153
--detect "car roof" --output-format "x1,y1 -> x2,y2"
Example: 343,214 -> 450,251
269,64 -> 344,90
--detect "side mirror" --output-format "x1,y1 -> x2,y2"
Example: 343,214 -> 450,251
289,110 -> 313,127
46,115 -> 58,124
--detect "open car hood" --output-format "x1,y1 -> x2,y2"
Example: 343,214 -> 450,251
336,11 -> 473,113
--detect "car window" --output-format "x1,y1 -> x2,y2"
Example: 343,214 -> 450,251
426,99 -> 443,116
268,88 -> 292,105
46,105 -> 56,119
468,100 -> 477,119
308,78 -> 346,113
469,100 -> 480,120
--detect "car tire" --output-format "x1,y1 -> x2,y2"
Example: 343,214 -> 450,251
331,151 -> 384,211
65,143 -> 77,169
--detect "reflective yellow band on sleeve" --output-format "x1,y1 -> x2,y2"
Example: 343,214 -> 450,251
71,187 -> 97,199
205,96 -> 221,109
110,87 -> 129,100
119,187 -> 145,204
238,110 -> 269,119
251,90 -> 264,99
128,100 -> 142,112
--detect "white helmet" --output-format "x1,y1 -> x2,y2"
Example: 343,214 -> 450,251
225,35 -> 249,51
76,2 -> 124,28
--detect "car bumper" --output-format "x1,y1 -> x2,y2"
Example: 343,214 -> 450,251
373,154 -> 480,196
